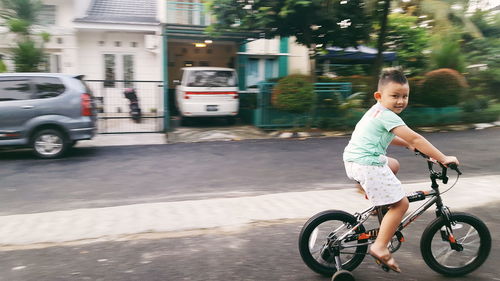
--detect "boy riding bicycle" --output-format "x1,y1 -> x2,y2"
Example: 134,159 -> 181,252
343,67 -> 459,273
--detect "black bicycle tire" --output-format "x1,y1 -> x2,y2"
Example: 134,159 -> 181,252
298,210 -> 368,276
420,212 -> 491,276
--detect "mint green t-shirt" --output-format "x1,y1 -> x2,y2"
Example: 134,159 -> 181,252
343,102 -> 406,166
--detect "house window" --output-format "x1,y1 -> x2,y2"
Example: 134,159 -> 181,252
104,54 -> 116,87
123,55 -> 135,88
246,57 -> 278,87
39,54 -> 60,73
49,54 -> 61,73
265,58 -> 278,80
38,5 -> 56,26
103,54 -> 135,88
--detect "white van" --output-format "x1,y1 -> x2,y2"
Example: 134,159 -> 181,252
175,67 -> 239,124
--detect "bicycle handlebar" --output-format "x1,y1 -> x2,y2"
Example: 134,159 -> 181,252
414,149 -> 462,175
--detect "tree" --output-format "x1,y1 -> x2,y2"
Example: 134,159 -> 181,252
371,0 -> 391,81
207,0 -> 371,79
0,0 -> 46,72
397,0 -> 483,39
0,0 -> 41,23
430,35 -> 465,72
373,13 -> 431,75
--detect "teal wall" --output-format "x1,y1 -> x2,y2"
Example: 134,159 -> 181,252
279,37 -> 289,78
238,43 -> 247,90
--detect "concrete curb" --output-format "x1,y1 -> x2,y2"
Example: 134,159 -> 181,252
76,122 -> 499,147
273,122 -> 499,139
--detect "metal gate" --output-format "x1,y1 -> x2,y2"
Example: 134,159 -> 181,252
253,82 -> 352,128
86,80 -> 165,134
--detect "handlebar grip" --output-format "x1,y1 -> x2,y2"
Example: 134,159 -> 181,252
448,163 -> 462,175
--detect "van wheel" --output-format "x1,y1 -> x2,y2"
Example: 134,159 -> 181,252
31,129 -> 68,159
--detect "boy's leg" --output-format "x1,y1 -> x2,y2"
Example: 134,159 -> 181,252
355,182 -> 365,195
370,197 -> 409,270
387,156 -> 400,175
358,157 -> 399,198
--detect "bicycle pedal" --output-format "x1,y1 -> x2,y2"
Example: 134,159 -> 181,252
375,260 -> 390,272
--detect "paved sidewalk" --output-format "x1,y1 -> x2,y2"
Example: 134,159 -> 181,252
0,175 -> 499,247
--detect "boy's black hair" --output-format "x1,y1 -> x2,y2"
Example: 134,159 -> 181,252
378,67 -> 407,91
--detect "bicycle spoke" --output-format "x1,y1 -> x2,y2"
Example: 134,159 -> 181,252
309,228 -> 319,249
436,251 -> 453,264
434,246 -> 452,261
310,247 -> 321,256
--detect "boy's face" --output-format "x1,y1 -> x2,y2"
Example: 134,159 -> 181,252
374,82 -> 409,114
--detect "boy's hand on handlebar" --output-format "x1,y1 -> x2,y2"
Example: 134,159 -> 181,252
441,156 -> 459,167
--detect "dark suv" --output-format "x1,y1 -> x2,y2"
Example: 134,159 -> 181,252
0,73 -> 97,158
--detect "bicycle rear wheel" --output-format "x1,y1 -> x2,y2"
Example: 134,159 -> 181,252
420,212 -> 491,276
299,210 -> 368,276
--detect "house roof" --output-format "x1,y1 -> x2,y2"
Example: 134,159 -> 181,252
75,0 -> 159,25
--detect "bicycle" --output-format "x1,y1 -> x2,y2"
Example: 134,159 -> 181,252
298,151 -> 492,281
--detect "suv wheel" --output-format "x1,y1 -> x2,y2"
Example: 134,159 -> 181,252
32,129 -> 68,159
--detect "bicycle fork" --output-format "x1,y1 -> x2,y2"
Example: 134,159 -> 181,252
437,206 -> 464,252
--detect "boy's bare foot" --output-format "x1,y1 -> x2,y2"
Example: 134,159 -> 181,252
368,247 -> 401,273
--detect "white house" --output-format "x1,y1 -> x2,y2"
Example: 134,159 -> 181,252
0,0 -> 310,88
0,0 -> 163,83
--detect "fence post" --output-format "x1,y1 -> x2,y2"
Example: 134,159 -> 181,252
162,25 -> 170,132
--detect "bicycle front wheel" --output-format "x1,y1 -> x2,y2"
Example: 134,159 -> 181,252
298,210 -> 368,276
420,212 -> 491,276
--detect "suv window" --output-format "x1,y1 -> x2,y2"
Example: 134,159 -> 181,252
0,77 -> 32,101
33,77 -> 65,99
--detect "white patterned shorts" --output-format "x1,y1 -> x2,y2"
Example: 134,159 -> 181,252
344,157 -> 405,206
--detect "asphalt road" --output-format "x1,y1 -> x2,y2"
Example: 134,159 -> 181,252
1,127 -> 500,215
0,204 -> 498,281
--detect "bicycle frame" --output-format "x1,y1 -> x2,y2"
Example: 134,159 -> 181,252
335,156 -> 461,249
297,152 -> 492,279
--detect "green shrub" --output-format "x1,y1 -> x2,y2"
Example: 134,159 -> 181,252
407,76 -> 425,106
272,75 -> 314,113
461,109 -> 500,123
0,59 -> 6,73
7,18 -> 30,34
419,68 -> 468,107
12,39 -> 44,72
461,95 -> 491,113
466,68 -> 500,100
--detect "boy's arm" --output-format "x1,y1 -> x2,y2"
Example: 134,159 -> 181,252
391,125 -> 459,165
391,136 -> 414,150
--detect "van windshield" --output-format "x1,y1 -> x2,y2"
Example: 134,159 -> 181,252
186,70 -> 237,87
